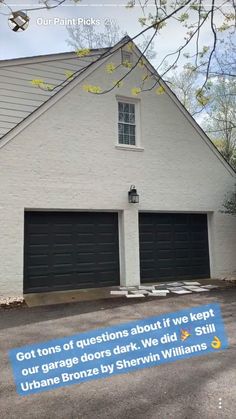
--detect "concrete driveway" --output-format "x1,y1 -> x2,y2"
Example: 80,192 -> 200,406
0,288 -> 236,419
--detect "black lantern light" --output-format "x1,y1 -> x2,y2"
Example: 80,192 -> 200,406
8,11 -> 29,32
128,185 -> 139,204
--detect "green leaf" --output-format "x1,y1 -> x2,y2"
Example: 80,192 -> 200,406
126,0 -> 135,8
65,71 -> 74,80
83,84 -> 102,94
138,17 -> 147,26
123,60 -> 132,69
106,63 -> 116,74
76,48 -> 91,57
114,80 -> 124,88
179,13 -> 189,22
195,89 -> 210,106
131,87 -> 141,96
155,86 -> 165,95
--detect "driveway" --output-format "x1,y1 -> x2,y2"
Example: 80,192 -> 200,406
0,288 -> 236,419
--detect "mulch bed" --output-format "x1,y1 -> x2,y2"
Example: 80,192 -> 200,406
0,297 -> 26,309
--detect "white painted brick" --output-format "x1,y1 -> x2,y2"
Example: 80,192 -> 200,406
0,48 -> 235,297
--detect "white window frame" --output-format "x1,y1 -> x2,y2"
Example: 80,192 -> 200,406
116,96 -> 142,150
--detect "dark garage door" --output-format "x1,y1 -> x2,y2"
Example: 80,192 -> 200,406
24,212 -> 120,293
139,213 -> 210,282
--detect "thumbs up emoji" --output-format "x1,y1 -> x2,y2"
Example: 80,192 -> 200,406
211,336 -> 221,349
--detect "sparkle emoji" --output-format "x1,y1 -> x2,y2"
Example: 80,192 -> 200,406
180,329 -> 191,341
211,336 -> 221,349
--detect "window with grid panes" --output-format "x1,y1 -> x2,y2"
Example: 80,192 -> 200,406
118,102 -> 136,145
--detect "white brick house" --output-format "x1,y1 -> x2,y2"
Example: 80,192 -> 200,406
0,37 -> 235,298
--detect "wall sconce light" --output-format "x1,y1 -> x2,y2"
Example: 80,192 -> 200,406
128,185 -> 139,204
8,11 -> 29,32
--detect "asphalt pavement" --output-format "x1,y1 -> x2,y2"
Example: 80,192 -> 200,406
0,288 -> 236,419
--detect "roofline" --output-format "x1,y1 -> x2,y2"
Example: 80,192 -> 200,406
0,47 -> 110,68
129,42 -> 236,177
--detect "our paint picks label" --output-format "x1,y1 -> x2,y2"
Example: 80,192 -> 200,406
9,303 -> 228,396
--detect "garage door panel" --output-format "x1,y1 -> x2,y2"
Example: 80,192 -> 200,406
192,257 -> 209,266
53,223 -> 73,232
153,215 -> 171,224
192,241 -> 207,249
26,276 -> 54,290
28,234 -> 49,245
24,212 -> 120,293
158,250 -> 175,259
99,251 -> 117,260
75,235 -> 97,246
52,263 -> 74,272
97,243 -> 118,252
190,249 -> 207,258
141,260 -> 155,269
174,241 -> 191,249
76,253 -> 95,263
141,268 -> 155,279
139,213 -> 210,282
76,243 -> 96,251
175,266 -> 192,276
28,224 -> 50,234
98,261 -> 119,270
175,232 -> 189,241
175,259 -> 191,267
157,232 -> 172,241
157,242 -> 173,250
190,214 -> 206,223
159,267 -> 174,277
155,225 -> 172,232
76,262 -> 96,270
98,232 -> 117,243
27,244 -> 49,255
140,250 -> 155,259
97,223 -> 118,233
190,223 -> 206,231
75,271 -> 96,280
139,232 -> 154,240
139,225 -> 154,233
28,253 -> 49,262
175,249 -> 190,258
140,243 -> 155,251
51,275 -> 74,287
53,233 -> 74,244
175,224 -> 189,232
140,222 -> 171,232
191,266 -> 208,276
191,231 -> 207,240
99,271 -> 120,285
158,258 -> 175,267
176,257 -> 190,265
52,253 -> 73,264
76,223 -> 95,233
28,265 -> 49,275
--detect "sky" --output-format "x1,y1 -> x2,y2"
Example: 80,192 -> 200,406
0,0 -> 227,65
